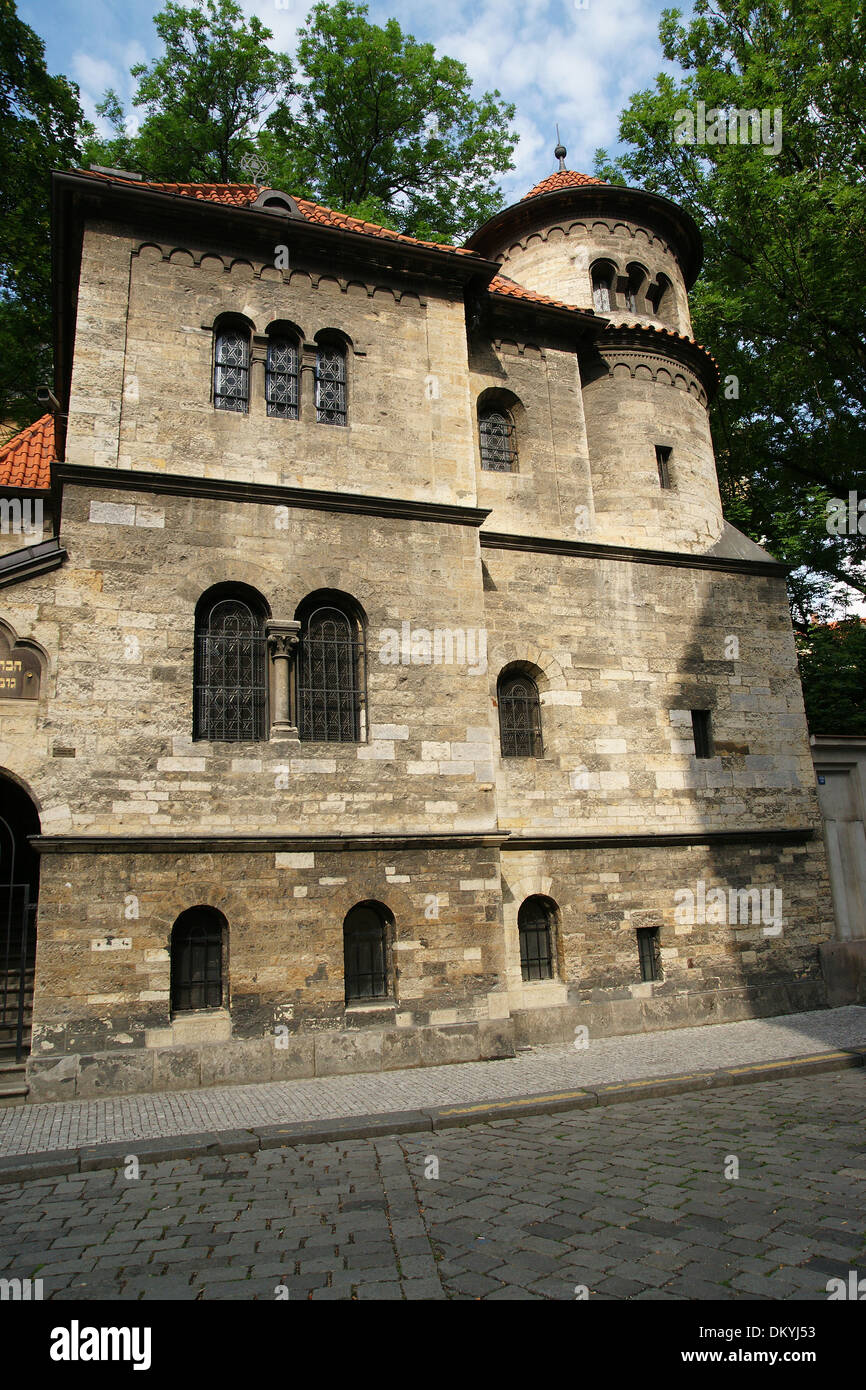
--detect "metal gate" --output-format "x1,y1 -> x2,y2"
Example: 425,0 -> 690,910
0,883 -> 35,1062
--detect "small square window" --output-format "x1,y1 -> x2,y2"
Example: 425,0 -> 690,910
637,926 -> 661,983
691,709 -> 713,759
656,445 -> 673,489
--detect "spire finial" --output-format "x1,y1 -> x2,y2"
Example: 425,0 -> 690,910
554,124 -> 567,172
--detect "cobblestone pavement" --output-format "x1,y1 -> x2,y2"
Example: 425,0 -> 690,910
3,1006 -> 865,1157
0,1072 -> 863,1301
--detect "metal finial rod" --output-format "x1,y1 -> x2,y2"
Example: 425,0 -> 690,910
554,124 -> 567,171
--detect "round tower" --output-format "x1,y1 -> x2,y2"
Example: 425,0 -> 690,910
466,153 -> 724,552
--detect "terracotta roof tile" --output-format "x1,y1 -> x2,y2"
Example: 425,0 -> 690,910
488,273 -> 589,315
77,170 -> 475,255
0,415 -> 54,491
522,170 -> 606,200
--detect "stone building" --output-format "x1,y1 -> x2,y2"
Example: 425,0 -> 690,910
0,154 -> 836,1102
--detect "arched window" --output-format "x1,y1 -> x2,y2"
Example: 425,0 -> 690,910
591,262 -> 616,313
266,331 -> 300,419
518,897 -> 556,981
648,273 -> 674,324
498,669 -> 543,758
315,342 -> 347,425
213,319 -> 251,412
343,902 -> 390,1002
479,407 -> 518,472
194,589 -> 268,742
171,907 -> 225,1012
624,263 -> 648,314
296,596 -> 365,743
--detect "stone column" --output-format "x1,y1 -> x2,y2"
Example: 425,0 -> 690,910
266,619 -> 301,741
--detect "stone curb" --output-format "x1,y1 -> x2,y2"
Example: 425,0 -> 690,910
0,1047 -> 863,1185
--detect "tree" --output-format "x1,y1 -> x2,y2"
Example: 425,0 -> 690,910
260,0 -> 517,242
83,0 -> 295,183
0,0 -> 84,431
798,619 -> 866,734
594,0 -> 866,610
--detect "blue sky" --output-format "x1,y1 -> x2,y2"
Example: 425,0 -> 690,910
20,0 -> 691,203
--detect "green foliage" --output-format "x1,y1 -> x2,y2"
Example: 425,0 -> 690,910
798,619 -> 866,734
0,0 -> 84,429
595,0 -> 866,610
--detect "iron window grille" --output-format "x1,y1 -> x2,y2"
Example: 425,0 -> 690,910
518,898 -> 554,981
171,911 -> 223,1012
298,605 -> 364,743
656,444 -> 673,489
691,709 -> 713,759
479,409 -> 518,472
316,345 -> 347,425
498,673 -> 543,757
637,926 -> 662,983
0,884 -> 35,1062
344,905 -> 388,1001
194,598 -> 267,742
214,328 -> 250,412
266,337 -> 299,419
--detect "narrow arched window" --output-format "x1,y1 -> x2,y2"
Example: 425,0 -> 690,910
297,600 -> 365,742
316,343 -> 347,425
266,334 -> 299,418
479,408 -> 517,472
591,264 -> 614,313
194,592 -> 267,741
648,273 -> 674,324
498,670 -> 543,758
344,903 -> 389,1002
624,263 -> 648,315
171,907 -> 225,1012
518,897 -> 555,981
213,322 -> 250,412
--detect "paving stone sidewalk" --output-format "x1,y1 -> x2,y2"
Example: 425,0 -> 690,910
2,1005 -> 865,1158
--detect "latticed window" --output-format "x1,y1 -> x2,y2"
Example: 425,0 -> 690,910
518,897 -> 555,982
479,409 -> 517,472
171,909 -> 224,1012
315,344 -> 347,425
637,926 -> 662,982
592,267 -> 613,313
344,904 -> 389,1002
298,604 -> 363,742
266,337 -> 299,418
194,596 -> 267,741
498,671 -> 543,758
213,326 -> 250,412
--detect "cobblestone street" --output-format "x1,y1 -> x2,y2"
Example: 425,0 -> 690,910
1,1071 -> 863,1301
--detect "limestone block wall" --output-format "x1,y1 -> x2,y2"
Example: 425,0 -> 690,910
482,546 -> 821,836
64,220 -> 478,508
493,213 -> 693,337
580,349 -> 723,551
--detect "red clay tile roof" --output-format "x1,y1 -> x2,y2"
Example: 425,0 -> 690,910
77,171 -> 476,255
0,415 -> 54,490
522,170 -> 606,200
608,319 -> 720,373
488,273 -> 589,315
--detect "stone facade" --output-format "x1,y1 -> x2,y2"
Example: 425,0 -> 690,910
0,166 -> 835,1100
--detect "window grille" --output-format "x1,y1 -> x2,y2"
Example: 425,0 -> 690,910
518,898 -> 555,981
316,345 -> 347,425
171,910 -> 223,1011
344,904 -> 388,1001
214,327 -> 250,412
194,598 -> 267,741
298,605 -> 363,742
267,337 -> 299,418
637,926 -> 662,983
479,409 -> 518,472
691,709 -> 713,759
592,274 -> 612,312
498,673 -> 543,758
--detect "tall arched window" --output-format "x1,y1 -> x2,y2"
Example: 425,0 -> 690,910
171,907 -> 225,1012
591,262 -> 616,313
518,897 -> 556,981
498,669 -> 543,758
648,273 -> 675,324
479,407 -> 518,472
213,319 -> 251,412
624,263 -> 648,314
266,330 -> 300,419
343,902 -> 390,1002
194,590 -> 268,741
296,596 -> 365,742
315,342 -> 347,425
